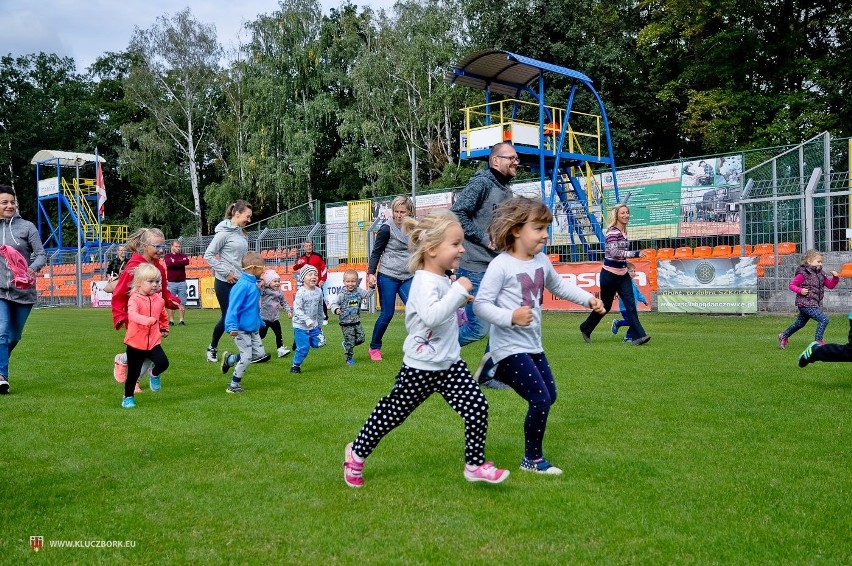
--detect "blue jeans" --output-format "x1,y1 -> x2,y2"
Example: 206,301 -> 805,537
457,268 -> 490,346
0,299 -> 34,378
369,273 -> 412,351
580,269 -> 646,339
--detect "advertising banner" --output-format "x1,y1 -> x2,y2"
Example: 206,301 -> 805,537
602,164 -> 683,240
90,280 -> 112,307
656,257 -> 757,313
541,261 -> 653,312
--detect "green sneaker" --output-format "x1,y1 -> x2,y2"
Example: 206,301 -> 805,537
799,341 -> 820,367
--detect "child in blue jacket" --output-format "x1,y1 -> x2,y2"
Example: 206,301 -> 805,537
610,262 -> 649,342
220,252 -> 270,393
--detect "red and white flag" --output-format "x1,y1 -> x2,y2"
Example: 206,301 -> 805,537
96,160 -> 107,220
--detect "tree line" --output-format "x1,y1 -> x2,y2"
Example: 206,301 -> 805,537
1,0 -> 848,238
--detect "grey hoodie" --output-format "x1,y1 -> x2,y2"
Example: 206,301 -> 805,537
204,220 -> 249,282
0,214 -> 46,304
451,168 -> 514,272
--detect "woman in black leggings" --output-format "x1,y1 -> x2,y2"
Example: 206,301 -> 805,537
203,200 -> 252,362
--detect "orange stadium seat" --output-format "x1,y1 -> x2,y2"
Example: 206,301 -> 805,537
840,263 -> 852,278
640,248 -> 656,260
711,245 -> 732,258
693,246 -> 712,258
777,242 -> 797,255
674,247 -> 693,259
751,243 -> 774,256
656,248 -> 675,261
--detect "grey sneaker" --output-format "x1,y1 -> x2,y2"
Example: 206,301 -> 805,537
226,384 -> 245,394
630,336 -> 651,346
482,379 -> 511,390
206,346 -> 218,363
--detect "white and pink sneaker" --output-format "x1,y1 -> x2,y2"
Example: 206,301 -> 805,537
113,354 -> 128,383
344,443 -> 364,488
464,461 -> 510,484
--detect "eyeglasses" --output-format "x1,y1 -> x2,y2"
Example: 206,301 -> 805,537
244,265 -> 264,270
146,243 -> 167,252
494,155 -> 520,163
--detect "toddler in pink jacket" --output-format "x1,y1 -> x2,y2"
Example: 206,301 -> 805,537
121,264 -> 170,408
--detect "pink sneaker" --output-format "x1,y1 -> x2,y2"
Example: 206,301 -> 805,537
114,354 -> 128,383
368,348 -> 382,361
778,334 -> 788,349
344,443 -> 364,488
464,461 -> 510,484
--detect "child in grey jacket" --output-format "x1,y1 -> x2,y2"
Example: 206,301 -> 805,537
330,269 -> 376,365
260,270 -> 293,358
291,264 -> 326,373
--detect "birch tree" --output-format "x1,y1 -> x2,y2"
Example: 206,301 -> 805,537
122,8 -> 222,237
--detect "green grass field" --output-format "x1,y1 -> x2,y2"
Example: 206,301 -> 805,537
2,307 -> 850,563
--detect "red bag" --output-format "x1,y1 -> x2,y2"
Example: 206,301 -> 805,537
0,245 -> 34,289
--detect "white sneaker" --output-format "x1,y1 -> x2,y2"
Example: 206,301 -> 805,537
206,346 -> 217,363
277,346 -> 291,358
323,319 -> 329,326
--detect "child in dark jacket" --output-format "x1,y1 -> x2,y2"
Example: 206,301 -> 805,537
329,269 -> 375,365
799,310 -> 852,367
220,252 -> 269,393
778,249 -> 839,349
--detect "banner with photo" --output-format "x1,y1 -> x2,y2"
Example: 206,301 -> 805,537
679,154 -> 742,237
656,257 -> 757,314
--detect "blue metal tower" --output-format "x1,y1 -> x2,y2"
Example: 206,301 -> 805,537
447,50 -> 620,260
30,150 -> 127,252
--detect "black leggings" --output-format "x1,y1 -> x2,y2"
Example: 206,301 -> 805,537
125,344 -> 169,398
260,319 -> 284,348
211,278 -> 235,349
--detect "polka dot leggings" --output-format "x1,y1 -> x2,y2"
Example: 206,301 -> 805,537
352,360 -> 489,466
493,352 -> 556,460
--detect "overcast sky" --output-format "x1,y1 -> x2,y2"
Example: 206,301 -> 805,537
0,0 -> 395,73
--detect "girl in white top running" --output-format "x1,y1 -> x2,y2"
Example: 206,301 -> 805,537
474,197 -> 605,475
343,208 -> 509,487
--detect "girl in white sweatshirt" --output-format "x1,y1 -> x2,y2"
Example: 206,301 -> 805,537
343,209 -> 509,488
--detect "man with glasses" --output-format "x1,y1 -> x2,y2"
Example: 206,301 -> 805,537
451,142 -> 519,389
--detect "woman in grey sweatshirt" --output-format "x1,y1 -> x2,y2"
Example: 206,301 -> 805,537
203,200 -> 252,362
0,185 -> 46,394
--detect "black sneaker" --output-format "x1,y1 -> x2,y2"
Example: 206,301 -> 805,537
226,384 -> 245,394
631,336 -> 651,346
178,321 -> 185,326
250,354 -> 272,364
221,352 -> 232,374
169,320 -> 175,326
290,365 -> 302,374
206,346 -> 218,363
0,377 -> 9,395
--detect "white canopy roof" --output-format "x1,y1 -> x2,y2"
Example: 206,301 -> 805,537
30,150 -> 106,166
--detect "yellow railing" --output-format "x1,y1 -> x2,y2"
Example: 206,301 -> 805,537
460,98 -> 602,159
60,178 -> 128,243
